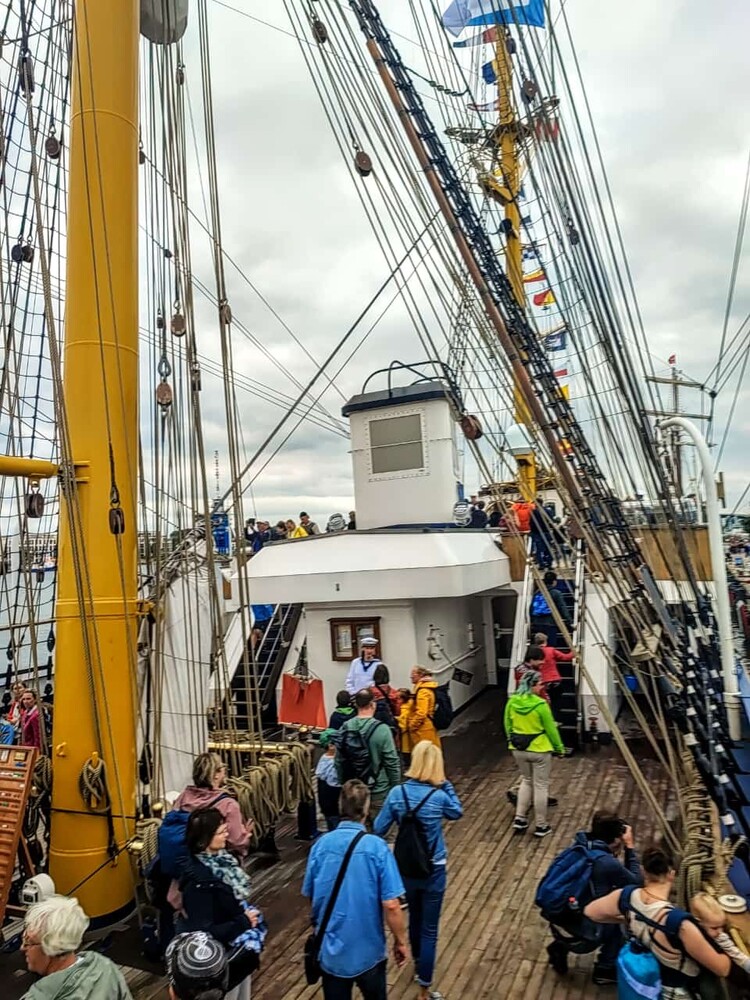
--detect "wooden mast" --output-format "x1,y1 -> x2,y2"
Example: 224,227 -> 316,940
48,0 -> 140,921
496,31 -> 536,499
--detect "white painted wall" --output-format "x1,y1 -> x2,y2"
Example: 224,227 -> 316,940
349,396 -> 459,529
291,594 -> 500,719
413,596 -> 488,712
303,600 -> 420,711
580,585 -> 617,735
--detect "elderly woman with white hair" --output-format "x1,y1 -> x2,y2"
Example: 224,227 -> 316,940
20,894 -> 132,999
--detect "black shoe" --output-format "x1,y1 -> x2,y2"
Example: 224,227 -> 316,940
534,824 -> 553,838
592,965 -> 617,985
547,941 -> 569,975
548,796 -> 558,807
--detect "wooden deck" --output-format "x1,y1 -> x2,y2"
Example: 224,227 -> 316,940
3,691 -> 674,999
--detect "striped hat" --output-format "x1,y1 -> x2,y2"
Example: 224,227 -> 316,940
166,932 -> 228,995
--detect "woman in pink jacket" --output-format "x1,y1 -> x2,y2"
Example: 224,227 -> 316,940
174,753 -> 254,858
167,753 -> 254,919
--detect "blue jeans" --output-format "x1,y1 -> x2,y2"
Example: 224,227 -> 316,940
403,864 -> 447,987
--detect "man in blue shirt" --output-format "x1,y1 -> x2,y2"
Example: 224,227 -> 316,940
302,780 -> 408,1000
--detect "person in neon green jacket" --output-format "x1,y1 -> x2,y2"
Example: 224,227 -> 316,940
504,670 -> 565,839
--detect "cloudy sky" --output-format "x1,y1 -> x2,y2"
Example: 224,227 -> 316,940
163,0 -> 750,527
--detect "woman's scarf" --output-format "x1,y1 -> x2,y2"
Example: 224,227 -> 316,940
198,849 -> 252,903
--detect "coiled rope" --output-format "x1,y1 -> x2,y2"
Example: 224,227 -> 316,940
78,755 -> 118,860
223,743 -> 314,846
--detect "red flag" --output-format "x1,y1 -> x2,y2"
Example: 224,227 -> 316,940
533,289 -> 556,308
668,354 -> 676,365
554,368 -> 568,378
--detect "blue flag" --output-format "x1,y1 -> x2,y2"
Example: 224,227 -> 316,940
544,330 -> 567,352
443,0 -> 546,34
482,60 -> 498,84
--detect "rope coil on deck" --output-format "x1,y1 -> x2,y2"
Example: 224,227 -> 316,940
221,742 -> 314,846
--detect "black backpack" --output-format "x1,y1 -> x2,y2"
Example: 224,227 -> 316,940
431,684 -> 453,731
394,786 -> 438,878
335,720 -> 383,786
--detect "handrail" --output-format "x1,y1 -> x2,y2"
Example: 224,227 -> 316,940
570,538 -> 586,737
260,603 -> 303,708
511,535 -> 534,668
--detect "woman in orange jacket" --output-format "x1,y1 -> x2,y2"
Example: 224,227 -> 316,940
399,666 -> 442,754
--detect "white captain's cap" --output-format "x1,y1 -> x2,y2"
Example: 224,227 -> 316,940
361,637 -> 379,647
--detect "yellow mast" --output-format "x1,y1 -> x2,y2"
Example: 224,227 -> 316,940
48,0 -> 140,920
496,33 -> 536,499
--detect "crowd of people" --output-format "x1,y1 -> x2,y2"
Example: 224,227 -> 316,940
460,493 -> 571,571
1,680 -> 50,749
244,510 -> 356,553
9,631 -> 750,999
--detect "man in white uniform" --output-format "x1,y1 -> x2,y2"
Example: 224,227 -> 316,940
345,637 -> 382,695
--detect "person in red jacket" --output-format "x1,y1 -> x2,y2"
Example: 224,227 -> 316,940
20,689 -> 43,749
514,647 -> 549,704
534,632 -> 574,721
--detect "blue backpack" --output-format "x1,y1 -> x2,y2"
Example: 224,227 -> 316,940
531,591 -> 552,616
617,884 -> 692,1000
156,792 -> 229,878
535,841 -> 608,922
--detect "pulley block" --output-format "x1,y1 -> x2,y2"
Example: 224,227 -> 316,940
171,311 -> 186,336
312,18 -> 328,44
11,242 -> 34,264
156,382 -> 173,409
19,54 -> 34,95
219,300 -> 232,324
25,490 -> 44,518
521,79 -> 539,103
109,507 -> 126,535
354,150 -> 373,177
460,414 -> 484,441
156,310 -> 165,330
190,361 -> 202,392
176,64 -> 185,86
139,146 -> 146,165
45,134 -> 61,159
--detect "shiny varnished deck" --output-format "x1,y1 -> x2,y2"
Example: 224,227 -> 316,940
1,691 -> 672,999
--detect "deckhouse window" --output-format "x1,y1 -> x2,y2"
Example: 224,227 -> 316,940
329,618 -> 381,662
369,413 -> 424,474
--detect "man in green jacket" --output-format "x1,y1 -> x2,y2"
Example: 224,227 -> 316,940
336,688 -> 401,820
504,670 -> 566,839
21,895 -> 132,999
